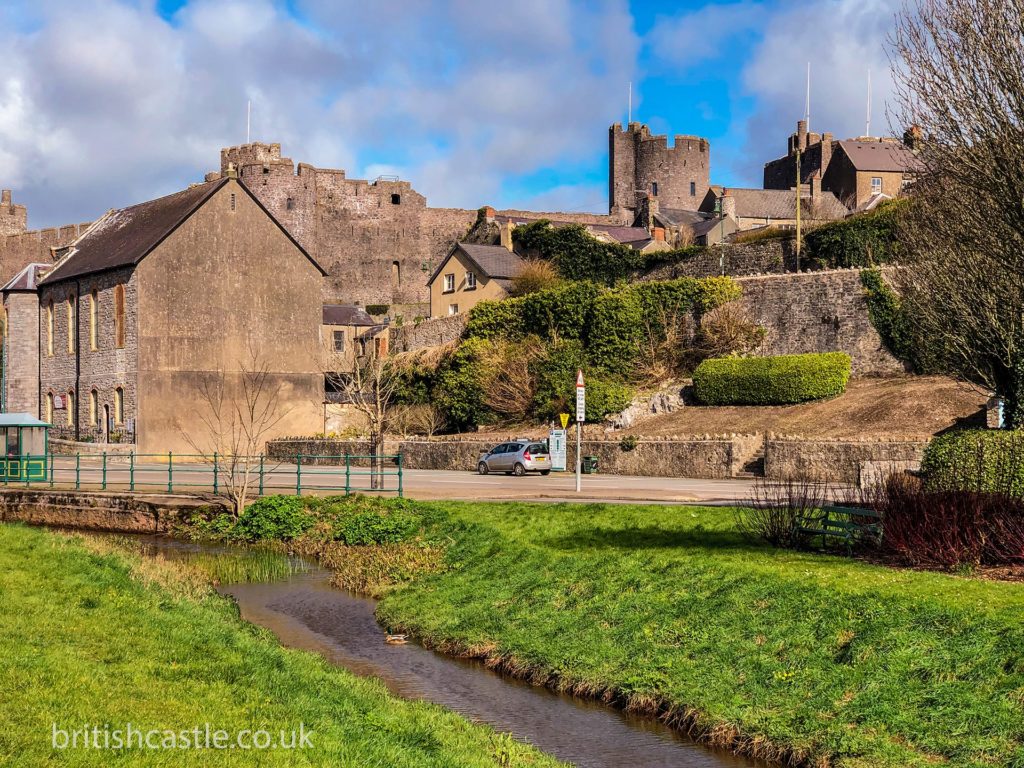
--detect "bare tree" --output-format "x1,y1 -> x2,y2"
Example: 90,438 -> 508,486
321,339 -> 404,489
479,336 -> 545,421
891,0 -> 1024,425
182,345 -> 290,515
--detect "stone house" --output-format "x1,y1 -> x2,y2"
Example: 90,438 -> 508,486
821,140 -> 921,209
427,242 -> 526,319
2,263 -> 51,415
321,303 -> 389,367
763,120 -> 921,210
699,186 -> 848,232
32,174 -> 326,454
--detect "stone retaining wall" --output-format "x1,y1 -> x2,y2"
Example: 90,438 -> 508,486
764,437 -> 927,485
0,489 -> 219,532
269,435 -> 764,480
391,314 -> 467,352
50,438 -> 138,456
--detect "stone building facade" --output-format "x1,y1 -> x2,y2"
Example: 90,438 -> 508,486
609,122 -> 710,220
32,175 -> 325,453
1,264 -> 50,415
1,190 -> 27,237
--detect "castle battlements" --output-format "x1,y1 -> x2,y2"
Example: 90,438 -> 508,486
1,189 -> 28,237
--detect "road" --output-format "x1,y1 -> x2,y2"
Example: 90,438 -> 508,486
26,456 -> 759,506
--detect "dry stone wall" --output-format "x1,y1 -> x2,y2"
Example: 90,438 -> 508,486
764,436 -> 927,484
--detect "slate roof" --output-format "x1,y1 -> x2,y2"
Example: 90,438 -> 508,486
39,178 -> 323,285
656,208 -> 708,229
429,243 -> 528,287
837,141 -> 923,173
703,188 -> 849,221
322,304 -> 376,326
2,263 -> 51,292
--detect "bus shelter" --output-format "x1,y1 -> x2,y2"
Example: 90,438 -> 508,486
0,413 -> 50,482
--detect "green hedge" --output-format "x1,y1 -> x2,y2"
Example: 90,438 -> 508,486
692,352 -> 851,405
804,199 -> 907,269
922,429 -> 1024,497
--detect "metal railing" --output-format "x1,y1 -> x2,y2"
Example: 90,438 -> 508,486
0,453 -> 403,498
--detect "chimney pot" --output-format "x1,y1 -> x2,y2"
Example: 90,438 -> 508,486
1,189 -> 10,207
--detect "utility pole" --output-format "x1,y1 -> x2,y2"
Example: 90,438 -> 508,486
795,148 -> 802,273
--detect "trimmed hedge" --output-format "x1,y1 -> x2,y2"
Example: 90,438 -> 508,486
693,352 -> 851,405
922,429 -> 1024,497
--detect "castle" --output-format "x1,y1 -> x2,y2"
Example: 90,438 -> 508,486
0,122 -> 711,320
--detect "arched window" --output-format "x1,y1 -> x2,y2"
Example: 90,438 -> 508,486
114,387 -> 124,425
66,293 -> 75,354
89,390 -> 98,426
66,390 -> 75,426
113,285 -> 126,349
89,290 -> 98,350
46,300 -> 54,356
45,392 -> 53,424
391,260 -> 401,289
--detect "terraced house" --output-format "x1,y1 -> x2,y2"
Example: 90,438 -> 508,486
31,173 -> 325,453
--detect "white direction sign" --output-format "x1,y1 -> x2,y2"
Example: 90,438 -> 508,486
575,369 -> 585,422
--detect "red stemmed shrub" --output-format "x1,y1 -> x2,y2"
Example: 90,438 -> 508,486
872,474 -> 1024,567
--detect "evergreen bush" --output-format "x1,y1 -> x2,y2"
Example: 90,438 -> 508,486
693,352 -> 851,405
922,429 -> 1024,497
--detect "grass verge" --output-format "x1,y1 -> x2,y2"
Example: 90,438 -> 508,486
374,501 -> 1024,768
0,522 -> 560,767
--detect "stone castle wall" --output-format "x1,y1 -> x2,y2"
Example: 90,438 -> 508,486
733,269 -> 905,376
392,314 -> 468,352
643,238 -> 798,280
610,123 -> 710,217
0,222 -> 92,287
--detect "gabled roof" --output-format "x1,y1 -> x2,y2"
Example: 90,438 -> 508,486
39,178 -> 324,285
656,207 -> 709,229
322,304 -> 376,326
837,141 -> 923,173
2,263 -> 51,293
701,188 -> 849,221
428,243 -> 527,285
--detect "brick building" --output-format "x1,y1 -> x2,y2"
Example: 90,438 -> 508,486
32,174 -> 325,453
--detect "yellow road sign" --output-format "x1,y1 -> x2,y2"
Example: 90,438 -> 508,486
559,413 -> 570,429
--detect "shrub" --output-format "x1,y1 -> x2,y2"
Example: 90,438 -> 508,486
233,496 -> 314,541
874,474 -> 1024,567
508,259 -> 561,297
512,220 -> 643,285
739,476 -> 832,549
693,352 -> 851,405
922,429 -> 1024,497
432,338 -> 494,430
465,298 -> 525,340
530,339 -> 632,422
365,304 -> 390,316
314,495 -> 423,546
804,199 -> 907,269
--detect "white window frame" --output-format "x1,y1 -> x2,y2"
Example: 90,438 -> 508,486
448,303 -> 459,316
443,273 -> 455,293
465,271 -> 477,290
870,176 -> 883,195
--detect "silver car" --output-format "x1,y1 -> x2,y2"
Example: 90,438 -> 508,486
477,441 -> 551,476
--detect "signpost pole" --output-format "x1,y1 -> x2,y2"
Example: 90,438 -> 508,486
575,369 -> 585,494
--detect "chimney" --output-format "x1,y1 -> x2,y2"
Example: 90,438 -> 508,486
483,206 -> 496,223
1,190 -> 10,208
720,189 -> 736,221
810,176 -> 822,199
500,220 -> 515,252
821,132 -> 834,175
903,124 -> 923,150
652,227 -> 666,242
225,162 -> 238,179
797,120 -> 808,151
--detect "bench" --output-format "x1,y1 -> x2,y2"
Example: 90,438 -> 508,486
796,506 -> 883,554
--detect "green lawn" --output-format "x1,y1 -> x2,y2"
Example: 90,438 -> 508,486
0,523 -> 560,767
376,502 -> 1024,768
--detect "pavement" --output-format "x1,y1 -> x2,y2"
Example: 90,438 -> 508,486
29,456 -> 760,506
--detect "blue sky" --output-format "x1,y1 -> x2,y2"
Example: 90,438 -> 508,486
0,0 -> 899,228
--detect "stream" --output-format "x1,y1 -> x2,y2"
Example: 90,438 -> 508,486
133,535 -> 763,768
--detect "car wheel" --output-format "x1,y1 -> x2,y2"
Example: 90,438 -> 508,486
477,462 -> 489,475
540,470 -> 550,476
513,463 -> 526,477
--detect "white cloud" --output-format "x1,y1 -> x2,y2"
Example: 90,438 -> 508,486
734,0 -> 901,182
0,0 -> 638,227
646,1 -> 767,69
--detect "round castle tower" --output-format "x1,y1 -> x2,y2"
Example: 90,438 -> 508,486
608,123 -> 710,220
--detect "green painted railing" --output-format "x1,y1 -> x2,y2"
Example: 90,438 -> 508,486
4,453 -> 403,498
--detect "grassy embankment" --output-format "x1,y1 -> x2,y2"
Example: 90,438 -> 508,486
0,523 -> 560,767
372,501 -> 1024,768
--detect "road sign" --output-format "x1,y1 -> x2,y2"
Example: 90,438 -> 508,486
559,413 -> 569,429
575,370 -> 585,423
